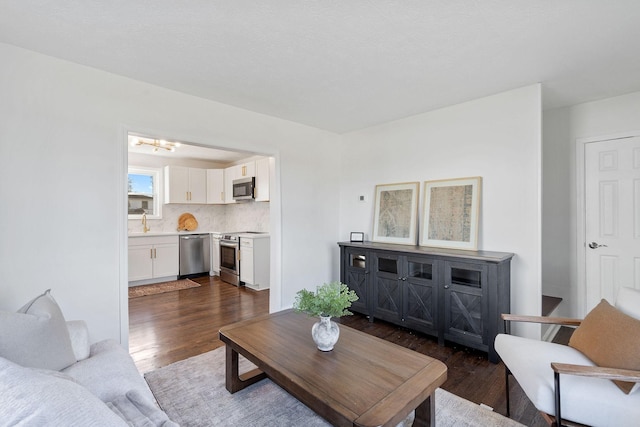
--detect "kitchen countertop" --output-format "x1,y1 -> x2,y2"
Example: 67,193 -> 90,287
128,231 -> 269,238
128,231 -> 223,237
237,233 -> 270,239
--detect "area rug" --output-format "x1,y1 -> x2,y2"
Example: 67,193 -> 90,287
144,347 -> 524,427
128,279 -> 201,298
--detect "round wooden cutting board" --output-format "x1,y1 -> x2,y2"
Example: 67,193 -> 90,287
178,213 -> 198,231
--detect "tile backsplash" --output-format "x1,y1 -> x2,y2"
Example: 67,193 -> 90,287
127,202 -> 270,234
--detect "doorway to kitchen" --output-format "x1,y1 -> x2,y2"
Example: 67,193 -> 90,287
123,130 -> 279,357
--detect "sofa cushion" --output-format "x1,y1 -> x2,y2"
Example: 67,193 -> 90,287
63,338 -> 156,403
0,289 -> 76,370
569,299 -> 640,393
0,355 -> 127,426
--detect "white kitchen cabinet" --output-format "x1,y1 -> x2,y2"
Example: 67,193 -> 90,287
223,165 -> 238,204
239,235 -> 270,290
240,238 -> 254,284
164,165 -> 206,204
210,233 -> 222,276
128,235 -> 179,285
254,157 -> 272,202
206,169 -> 225,204
223,160 -> 260,204
238,161 -> 255,178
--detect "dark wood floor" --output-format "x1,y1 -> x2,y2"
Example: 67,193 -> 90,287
129,276 -> 550,426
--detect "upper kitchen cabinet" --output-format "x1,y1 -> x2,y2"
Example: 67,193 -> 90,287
224,165 -> 238,204
222,158 -> 271,204
206,169 -> 225,204
254,157 -> 272,202
238,161 -> 255,178
164,165 -> 207,204
223,160 -> 257,204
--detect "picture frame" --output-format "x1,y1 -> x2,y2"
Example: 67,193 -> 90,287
350,232 -> 365,242
372,182 -> 419,245
420,177 -> 481,250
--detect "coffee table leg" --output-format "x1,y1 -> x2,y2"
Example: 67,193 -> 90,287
225,345 -> 267,393
413,391 -> 436,427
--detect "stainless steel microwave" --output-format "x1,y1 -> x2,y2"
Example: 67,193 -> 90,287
232,177 -> 255,201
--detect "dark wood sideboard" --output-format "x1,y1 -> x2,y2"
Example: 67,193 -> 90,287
338,241 -> 514,363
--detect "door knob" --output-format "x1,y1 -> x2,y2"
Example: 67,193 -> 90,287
588,242 -> 608,249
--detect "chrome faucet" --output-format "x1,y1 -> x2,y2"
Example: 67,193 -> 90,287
141,213 -> 150,233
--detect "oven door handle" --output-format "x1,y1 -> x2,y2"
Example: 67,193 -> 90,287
220,241 -> 238,248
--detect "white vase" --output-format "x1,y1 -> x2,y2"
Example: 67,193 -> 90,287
311,315 -> 340,351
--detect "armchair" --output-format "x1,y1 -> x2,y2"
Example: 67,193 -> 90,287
495,287 -> 640,427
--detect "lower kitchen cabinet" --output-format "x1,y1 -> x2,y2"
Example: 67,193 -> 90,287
239,234 -> 270,290
339,241 -> 513,362
128,235 -> 179,285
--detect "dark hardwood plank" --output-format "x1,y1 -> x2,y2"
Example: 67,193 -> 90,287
129,276 -> 547,426
128,276 -> 269,374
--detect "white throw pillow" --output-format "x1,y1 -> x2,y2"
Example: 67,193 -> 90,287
0,289 -> 76,370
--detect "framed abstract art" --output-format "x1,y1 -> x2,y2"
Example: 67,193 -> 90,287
372,182 -> 419,245
420,177 -> 481,250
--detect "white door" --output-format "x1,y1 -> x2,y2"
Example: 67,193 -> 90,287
585,136 -> 640,312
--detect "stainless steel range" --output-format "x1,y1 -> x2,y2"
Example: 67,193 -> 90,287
219,233 -> 241,286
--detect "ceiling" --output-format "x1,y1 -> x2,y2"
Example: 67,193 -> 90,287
2,1 -> 640,134
127,135 -> 250,163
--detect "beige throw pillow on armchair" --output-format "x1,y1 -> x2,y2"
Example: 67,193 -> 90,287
569,299 -> 640,394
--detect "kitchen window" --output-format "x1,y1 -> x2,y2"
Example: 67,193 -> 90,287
128,166 -> 162,219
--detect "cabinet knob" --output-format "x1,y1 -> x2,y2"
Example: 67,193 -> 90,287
444,285 -> 450,289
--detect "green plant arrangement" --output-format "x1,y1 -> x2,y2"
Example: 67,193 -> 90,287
293,281 -> 359,318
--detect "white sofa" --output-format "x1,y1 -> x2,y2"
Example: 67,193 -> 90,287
495,287 -> 640,427
0,289 -> 177,426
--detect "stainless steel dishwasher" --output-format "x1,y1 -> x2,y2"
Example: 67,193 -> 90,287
179,234 -> 211,278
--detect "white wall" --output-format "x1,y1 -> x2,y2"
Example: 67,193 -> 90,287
0,41 -> 548,344
544,90 -> 640,318
0,42 -> 341,344
541,108 -> 572,316
339,85 -> 543,337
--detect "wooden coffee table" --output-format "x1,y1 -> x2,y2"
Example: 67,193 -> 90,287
219,309 -> 447,427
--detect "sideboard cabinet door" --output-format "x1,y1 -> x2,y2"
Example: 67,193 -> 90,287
443,261 -> 488,351
403,256 -> 439,339
372,252 -> 403,324
342,247 -> 370,316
